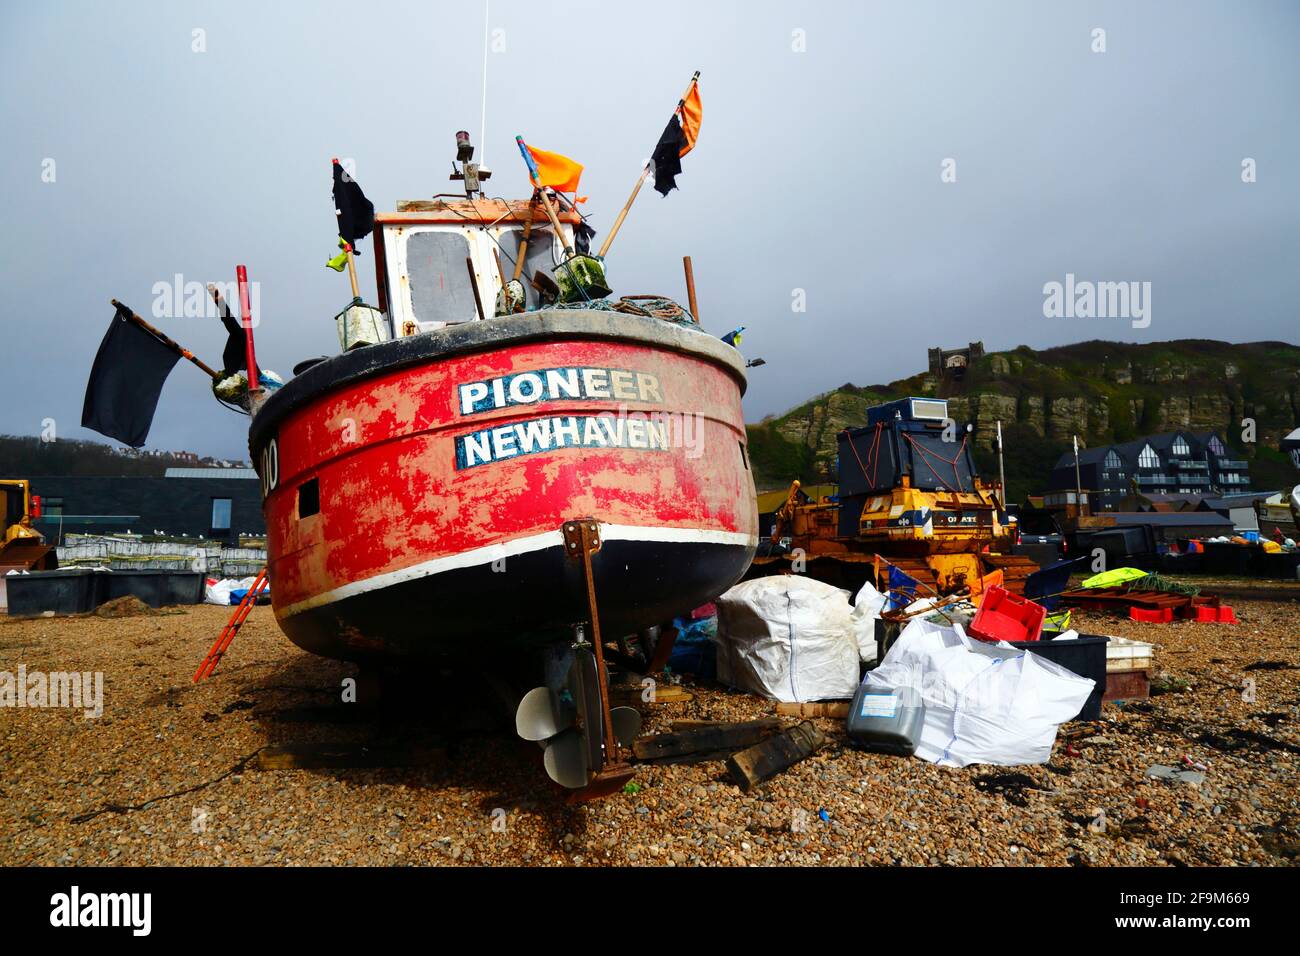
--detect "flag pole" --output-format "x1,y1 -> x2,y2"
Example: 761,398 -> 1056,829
596,173 -> 645,259
997,419 -> 1007,506
344,241 -> 361,300
515,136 -> 572,255
108,299 -> 221,381
597,71 -> 699,260
237,265 -> 261,402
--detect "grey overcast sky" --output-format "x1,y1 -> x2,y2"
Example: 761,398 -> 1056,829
1,0 -> 1297,461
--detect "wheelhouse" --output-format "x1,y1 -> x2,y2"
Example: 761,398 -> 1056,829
372,198 -> 584,338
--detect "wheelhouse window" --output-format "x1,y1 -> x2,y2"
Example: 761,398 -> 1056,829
497,227 -> 558,310
406,231 -> 479,325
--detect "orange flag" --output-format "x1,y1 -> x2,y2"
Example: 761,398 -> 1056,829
525,144 -> 584,193
678,82 -> 702,157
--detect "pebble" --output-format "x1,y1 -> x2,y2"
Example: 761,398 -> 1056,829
1,600 -> 1295,868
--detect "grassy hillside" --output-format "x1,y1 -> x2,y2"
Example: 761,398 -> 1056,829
746,339 -> 1300,502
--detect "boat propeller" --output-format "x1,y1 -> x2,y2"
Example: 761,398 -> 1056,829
515,678 -> 640,790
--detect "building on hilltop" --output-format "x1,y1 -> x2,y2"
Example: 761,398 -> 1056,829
928,342 -> 985,380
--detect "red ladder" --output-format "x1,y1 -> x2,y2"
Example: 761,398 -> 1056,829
193,568 -> 269,682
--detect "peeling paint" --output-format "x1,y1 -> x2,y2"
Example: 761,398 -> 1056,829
258,335 -> 757,634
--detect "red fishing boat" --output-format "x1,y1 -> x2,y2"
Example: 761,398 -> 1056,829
248,306 -> 757,660
245,129 -> 757,793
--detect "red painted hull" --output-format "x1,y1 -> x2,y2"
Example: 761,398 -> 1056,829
248,312 -> 757,662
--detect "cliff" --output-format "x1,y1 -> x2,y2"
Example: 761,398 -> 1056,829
746,339 -> 1300,501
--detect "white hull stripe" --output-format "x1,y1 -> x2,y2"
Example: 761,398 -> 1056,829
275,524 -> 757,620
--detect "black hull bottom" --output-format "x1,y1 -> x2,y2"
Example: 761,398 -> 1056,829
276,539 -> 754,663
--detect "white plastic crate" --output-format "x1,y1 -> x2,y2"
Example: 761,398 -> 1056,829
1105,635 -> 1155,673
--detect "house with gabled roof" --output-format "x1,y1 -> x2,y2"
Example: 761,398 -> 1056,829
1047,430 -> 1252,512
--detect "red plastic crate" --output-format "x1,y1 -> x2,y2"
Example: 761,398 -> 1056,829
1217,605 -> 1238,624
1130,607 -> 1173,623
969,586 -> 1047,643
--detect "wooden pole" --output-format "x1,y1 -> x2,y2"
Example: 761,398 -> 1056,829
466,256 -> 487,321
534,187 -> 572,255
516,137 -> 573,255
597,71 -> 700,260
997,419 -> 1007,508
344,243 -> 361,300
109,299 -> 221,381
596,174 -> 645,259
512,192 -> 538,282
682,255 -> 700,324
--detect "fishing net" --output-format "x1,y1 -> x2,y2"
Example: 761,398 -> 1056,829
552,295 -> 697,327
1123,573 -> 1201,597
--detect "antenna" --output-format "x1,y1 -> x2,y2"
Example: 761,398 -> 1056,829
479,0 -> 490,168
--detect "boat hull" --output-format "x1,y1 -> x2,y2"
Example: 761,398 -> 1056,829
248,310 -> 758,663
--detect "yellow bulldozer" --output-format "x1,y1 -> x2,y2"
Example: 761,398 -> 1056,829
0,479 -> 58,573
751,398 -> 1037,598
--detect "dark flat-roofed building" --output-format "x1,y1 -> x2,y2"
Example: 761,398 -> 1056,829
28,468 -> 264,543
1048,430 -> 1252,512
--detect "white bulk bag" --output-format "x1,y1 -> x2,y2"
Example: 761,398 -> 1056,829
714,576 -> 860,702
850,580 -> 887,664
862,617 -> 1094,767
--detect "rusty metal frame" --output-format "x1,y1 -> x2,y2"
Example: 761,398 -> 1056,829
561,518 -> 634,800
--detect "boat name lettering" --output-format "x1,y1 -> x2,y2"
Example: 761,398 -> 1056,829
455,414 -> 671,469
457,367 -> 663,416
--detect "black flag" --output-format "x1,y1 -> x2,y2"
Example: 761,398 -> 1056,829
649,80 -> 702,196
81,305 -> 181,448
332,160 -> 374,247
650,117 -> 687,197
210,290 -> 245,377
219,310 -> 245,378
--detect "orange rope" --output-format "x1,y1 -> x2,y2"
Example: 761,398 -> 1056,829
844,423 -> 886,490
903,432 -> 969,493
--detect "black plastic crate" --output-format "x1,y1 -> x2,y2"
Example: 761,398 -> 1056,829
5,569 -> 103,616
103,571 -> 204,608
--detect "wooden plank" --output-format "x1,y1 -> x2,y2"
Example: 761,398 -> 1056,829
775,701 -> 850,719
643,748 -> 746,766
611,682 -> 693,705
384,198 -> 580,223
726,721 -> 827,792
255,742 -> 446,771
633,718 -> 782,761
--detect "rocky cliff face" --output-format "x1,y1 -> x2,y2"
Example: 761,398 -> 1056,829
747,339 -> 1300,497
